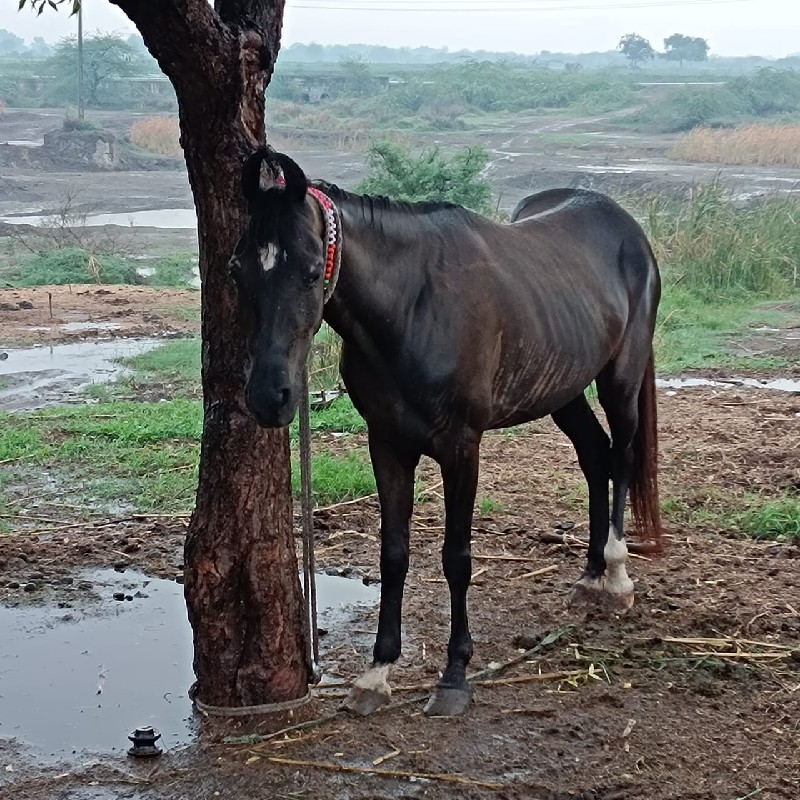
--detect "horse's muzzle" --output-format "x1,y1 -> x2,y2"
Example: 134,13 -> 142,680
245,382 -> 297,429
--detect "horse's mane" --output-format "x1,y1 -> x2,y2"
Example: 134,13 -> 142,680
310,180 -> 473,222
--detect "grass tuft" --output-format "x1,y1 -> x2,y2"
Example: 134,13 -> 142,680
738,498 -> 800,541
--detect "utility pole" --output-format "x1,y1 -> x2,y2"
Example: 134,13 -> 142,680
77,3 -> 84,121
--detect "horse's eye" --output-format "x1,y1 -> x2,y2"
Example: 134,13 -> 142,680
304,262 -> 324,287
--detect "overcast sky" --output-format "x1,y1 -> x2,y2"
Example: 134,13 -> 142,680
6,0 -> 800,59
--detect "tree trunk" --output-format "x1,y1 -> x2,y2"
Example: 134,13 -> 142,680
111,0 -> 309,708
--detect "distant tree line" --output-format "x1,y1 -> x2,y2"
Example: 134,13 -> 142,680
618,33 -> 712,69
0,28 -> 52,57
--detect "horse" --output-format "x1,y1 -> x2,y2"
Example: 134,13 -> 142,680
228,147 -> 662,718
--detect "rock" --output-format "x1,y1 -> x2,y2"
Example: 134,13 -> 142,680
0,303 -> 20,311
113,592 -> 126,601
23,582 -> 39,592
7,581 -> 20,589
18,301 -> 34,309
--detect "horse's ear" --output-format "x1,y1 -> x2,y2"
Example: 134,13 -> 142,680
241,148 -> 270,210
273,152 -> 308,204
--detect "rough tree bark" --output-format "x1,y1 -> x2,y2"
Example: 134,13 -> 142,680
104,0 -> 308,707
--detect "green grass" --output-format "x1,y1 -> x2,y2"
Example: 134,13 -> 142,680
654,290 -> 797,373
1,247 -> 200,290
646,184 -> 800,298
148,254 -> 199,288
660,493 -> 800,541
478,496 -> 503,515
0,396 -> 373,517
122,338 -> 201,387
738,497 -> 800,540
4,247 -> 140,287
292,451 -> 375,505
291,395 -> 366,438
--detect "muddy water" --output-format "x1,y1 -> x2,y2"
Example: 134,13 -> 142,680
1,208 -> 196,230
657,376 -> 800,392
0,339 -> 163,411
0,568 -> 378,761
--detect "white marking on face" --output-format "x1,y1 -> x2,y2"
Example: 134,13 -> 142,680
603,527 -> 633,596
258,243 -> 280,274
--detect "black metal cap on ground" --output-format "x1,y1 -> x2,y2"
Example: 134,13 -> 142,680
127,726 -> 162,758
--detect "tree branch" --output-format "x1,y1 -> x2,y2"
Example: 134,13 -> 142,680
108,0 -> 236,104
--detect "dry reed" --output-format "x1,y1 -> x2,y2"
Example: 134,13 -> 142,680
671,124 -> 800,168
130,116 -> 181,156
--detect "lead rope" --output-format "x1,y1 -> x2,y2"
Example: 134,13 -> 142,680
299,187 -> 342,682
299,365 -> 320,680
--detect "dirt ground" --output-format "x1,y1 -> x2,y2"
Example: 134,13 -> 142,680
1,307 -> 799,799
0,284 -> 198,345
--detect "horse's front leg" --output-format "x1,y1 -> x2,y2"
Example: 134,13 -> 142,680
424,431 -> 481,717
344,433 -> 419,716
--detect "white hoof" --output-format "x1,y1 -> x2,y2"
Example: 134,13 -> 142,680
342,664 -> 392,716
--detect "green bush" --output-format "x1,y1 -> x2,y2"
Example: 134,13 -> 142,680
632,87 -> 749,132
10,247 -> 140,287
356,141 -> 493,214
730,68 -> 800,116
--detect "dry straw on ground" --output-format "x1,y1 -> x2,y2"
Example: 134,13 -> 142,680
671,124 -> 800,168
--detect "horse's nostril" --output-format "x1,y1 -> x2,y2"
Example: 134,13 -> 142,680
279,388 -> 291,408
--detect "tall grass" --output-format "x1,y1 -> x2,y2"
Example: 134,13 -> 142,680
671,124 -> 800,167
130,116 -> 181,155
645,182 -> 800,297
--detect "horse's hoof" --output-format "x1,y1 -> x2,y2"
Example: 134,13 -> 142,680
342,684 -> 391,716
342,664 -> 392,716
567,575 -> 634,613
423,685 -> 473,717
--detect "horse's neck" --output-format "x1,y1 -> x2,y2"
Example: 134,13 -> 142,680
323,199 -> 423,351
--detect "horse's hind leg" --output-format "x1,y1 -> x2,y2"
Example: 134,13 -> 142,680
591,355 -> 652,609
423,429 -> 481,717
551,395 -> 632,608
344,433 -> 419,716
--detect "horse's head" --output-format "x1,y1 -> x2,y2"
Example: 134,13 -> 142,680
230,149 -> 328,428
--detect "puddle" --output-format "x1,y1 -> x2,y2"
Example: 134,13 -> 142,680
60,322 -> 123,333
657,376 -> 800,392
0,569 -> 378,761
0,569 -> 195,761
0,338 -> 163,411
1,208 -> 197,230
4,139 -> 44,148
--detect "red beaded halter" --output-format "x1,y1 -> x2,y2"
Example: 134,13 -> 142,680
276,175 -> 342,302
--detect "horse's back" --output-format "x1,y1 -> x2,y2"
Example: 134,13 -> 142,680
509,187 -> 656,283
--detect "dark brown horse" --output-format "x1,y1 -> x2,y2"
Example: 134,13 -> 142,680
229,148 -> 662,717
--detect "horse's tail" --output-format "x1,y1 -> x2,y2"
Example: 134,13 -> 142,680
630,350 -> 663,553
